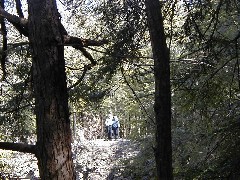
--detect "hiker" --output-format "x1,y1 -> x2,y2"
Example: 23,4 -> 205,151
112,115 -> 120,140
105,113 -> 113,140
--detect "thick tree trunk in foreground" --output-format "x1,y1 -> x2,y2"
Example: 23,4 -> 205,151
145,0 -> 173,179
28,0 -> 75,179
0,0 -> 106,178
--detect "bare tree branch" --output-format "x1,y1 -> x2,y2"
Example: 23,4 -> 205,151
0,142 -> 36,154
67,64 -> 93,90
7,41 -> 29,53
0,5 -> 108,69
63,35 -> 105,65
0,0 -> 7,81
79,47 -> 97,65
63,35 -> 108,65
81,38 -> 108,47
63,35 -> 107,47
0,6 -> 28,36
0,7 -> 27,26
15,0 -> 24,18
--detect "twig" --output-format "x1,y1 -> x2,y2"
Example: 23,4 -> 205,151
120,66 -> 155,124
67,64 -> 92,90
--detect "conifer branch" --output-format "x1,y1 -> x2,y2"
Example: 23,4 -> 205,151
120,66 -> 155,125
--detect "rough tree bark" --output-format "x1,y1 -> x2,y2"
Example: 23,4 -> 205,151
145,0 -> 173,179
0,0 -> 106,179
27,0 -> 75,179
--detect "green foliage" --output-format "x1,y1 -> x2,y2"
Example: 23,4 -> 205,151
63,0 -> 155,141
171,0 -> 240,179
0,42 -> 34,141
95,0 -> 148,79
119,137 -> 156,179
1,0 -> 239,178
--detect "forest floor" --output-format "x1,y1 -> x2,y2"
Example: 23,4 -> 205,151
1,138 -> 154,179
73,138 -> 144,180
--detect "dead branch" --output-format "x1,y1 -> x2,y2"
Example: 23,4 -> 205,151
63,35 -> 107,47
0,6 -> 28,36
0,6 -> 27,26
63,35 -> 108,65
0,142 -> 36,154
0,0 -> 7,81
15,0 -> 24,18
67,64 -> 93,90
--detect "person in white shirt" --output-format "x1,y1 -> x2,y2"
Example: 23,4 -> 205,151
105,113 -> 113,140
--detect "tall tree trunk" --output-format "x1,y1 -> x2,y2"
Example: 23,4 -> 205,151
145,0 -> 173,179
28,0 -> 75,179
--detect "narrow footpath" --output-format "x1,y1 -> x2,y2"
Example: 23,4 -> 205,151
1,138 -> 154,179
73,139 -> 141,180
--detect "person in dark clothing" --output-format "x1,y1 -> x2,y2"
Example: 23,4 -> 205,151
112,116 -> 120,140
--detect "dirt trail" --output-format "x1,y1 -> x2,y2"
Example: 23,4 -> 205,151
0,139 -> 142,179
74,139 -> 141,180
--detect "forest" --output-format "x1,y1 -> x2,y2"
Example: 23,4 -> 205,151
0,0 -> 239,179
